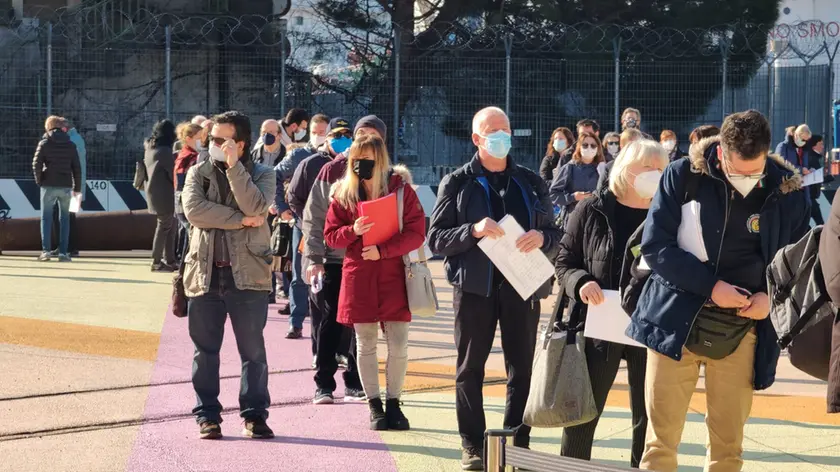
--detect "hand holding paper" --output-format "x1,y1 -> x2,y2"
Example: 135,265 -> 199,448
583,290 -> 645,348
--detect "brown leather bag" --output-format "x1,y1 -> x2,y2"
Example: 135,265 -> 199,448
172,262 -> 188,318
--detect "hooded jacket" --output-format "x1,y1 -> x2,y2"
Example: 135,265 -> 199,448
324,166 -> 425,325
627,136 -> 811,390
32,128 -> 82,192
302,154 -> 349,273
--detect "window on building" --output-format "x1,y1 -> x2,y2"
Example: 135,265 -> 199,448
294,16 -> 304,26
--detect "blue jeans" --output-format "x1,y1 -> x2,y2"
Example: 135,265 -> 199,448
40,186 -> 71,254
289,226 -> 310,329
188,267 -> 271,424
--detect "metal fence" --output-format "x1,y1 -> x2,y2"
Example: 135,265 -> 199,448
1,6 -> 838,185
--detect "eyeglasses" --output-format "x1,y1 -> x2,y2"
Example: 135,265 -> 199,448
720,149 -> 765,180
581,143 -> 598,150
210,136 -> 228,146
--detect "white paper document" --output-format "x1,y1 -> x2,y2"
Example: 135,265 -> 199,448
477,215 -> 555,300
677,201 -> 709,262
583,290 -> 645,348
802,168 -> 824,187
69,193 -> 82,213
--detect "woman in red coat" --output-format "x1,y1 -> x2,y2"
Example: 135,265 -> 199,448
324,134 -> 425,432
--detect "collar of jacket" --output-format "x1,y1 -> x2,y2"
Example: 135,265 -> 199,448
593,186 -> 618,220
196,155 -> 255,178
689,135 -> 802,195
465,152 -> 518,177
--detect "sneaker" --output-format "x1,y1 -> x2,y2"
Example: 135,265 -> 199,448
385,398 -> 410,430
199,421 -> 223,440
57,254 -> 72,263
368,398 -> 388,431
336,354 -> 349,369
461,447 -> 484,471
49,249 -> 60,256
37,252 -> 51,262
285,326 -> 302,339
151,263 -> 175,272
313,389 -> 334,405
242,417 -> 274,439
344,387 -> 366,403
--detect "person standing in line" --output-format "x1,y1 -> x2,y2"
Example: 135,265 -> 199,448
174,122 -> 203,262
621,107 -> 652,139
556,140 -> 668,467
182,111 -> 276,440
255,108 -> 310,162
299,116 -> 387,404
274,113 -> 331,336
51,118 -> 85,257
197,119 -> 213,163
33,115 -> 81,262
427,107 -> 561,471
659,129 -> 686,161
144,120 -> 178,272
602,131 -> 621,162
539,127 -> 575,183
174,115 -> 209,154
597,127 -> 647,192
251,119 -> 285,167
550,132 -> 604,227
323,135 -> 425,431
630,110 -> 810,472
775,124 -> 825,225
688,125 -> 720,147
557,119 -> 601,170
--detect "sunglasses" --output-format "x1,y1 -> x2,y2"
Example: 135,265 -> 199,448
606,141 -> 619,146
330,131 -> 353,139
210,136 -> 230,146
581,143 -> 598,150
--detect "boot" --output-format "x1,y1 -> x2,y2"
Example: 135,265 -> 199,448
368,398 -> 388,431
385,398 -> 410,431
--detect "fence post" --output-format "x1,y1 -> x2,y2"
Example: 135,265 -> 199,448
613,37 -> 622,132
165,25 -> 171,119
485,429 -> 513,472
720,33 -> 731,122
46,22 -> 52,116
504,34 -> 512,115
392,28 -> 401,162
826,42 -> 839,158
280,19 -> 287,113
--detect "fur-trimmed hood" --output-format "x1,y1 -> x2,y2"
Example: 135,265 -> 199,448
688,135 -> 802,195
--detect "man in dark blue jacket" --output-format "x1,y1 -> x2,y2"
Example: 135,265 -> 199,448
628,110 -> 810,472
427,106 -> 561,471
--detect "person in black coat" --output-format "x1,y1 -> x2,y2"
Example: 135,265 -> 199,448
539,127 -> 574,183
143,119 -> 178,272
555,139 -> 669,468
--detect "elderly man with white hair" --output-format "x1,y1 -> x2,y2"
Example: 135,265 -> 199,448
428,106 -> 561,470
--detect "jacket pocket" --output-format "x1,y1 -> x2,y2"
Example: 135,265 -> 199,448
636,273 -> 705,334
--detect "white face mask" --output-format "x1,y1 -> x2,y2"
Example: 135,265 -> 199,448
553,139 -> 567,153
311,135 -> 327,148
633,170 -> 663,199
194,139 -> 203,151
607,144 -> 619,156
794,138 -> 806,148
294,128 -> 307,141
662,140 -> 676,152
727,175 -> 762,198
581,147 -> 597,163
209,144 -> 227,162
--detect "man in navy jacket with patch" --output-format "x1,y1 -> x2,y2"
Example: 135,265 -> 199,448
628,110 -> 810,472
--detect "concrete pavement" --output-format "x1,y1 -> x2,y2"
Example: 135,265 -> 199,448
1,253 -> 839,471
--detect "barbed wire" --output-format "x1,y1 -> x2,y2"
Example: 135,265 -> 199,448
6,5 -> 840,59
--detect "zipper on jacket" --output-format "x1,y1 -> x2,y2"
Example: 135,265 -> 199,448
592,204 -> 616,361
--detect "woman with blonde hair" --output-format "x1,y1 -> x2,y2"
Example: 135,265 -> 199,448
549,131 -> 604,227
323,134 -> 426,431
555,139 -> 669,467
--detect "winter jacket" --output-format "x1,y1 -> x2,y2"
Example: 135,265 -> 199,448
777,136 -> 823,200
143,143 -> 176,216
427,153 -> 562,299
174,146 -> 200,214
550,160 -> 600,225
627,136 -> 811,390
302,154 -> 349,273
539,151 -> 563,183
68,128 -> 87,200
324,167 -> 425,325
274,143 -> 318,213
32,129 -> 81,192
182,159 -> 276,297
251,143 -> 286,167
820,191 -> 840,412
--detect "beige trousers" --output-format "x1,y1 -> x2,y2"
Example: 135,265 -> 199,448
640,331 -> 756,472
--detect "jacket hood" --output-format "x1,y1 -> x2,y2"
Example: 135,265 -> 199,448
390,164 -> 413,187
46,128 -> 71,144
688,135 -> 802,195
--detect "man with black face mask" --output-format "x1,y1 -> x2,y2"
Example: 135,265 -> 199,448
251,119 -> 285,167
181,111 -> 277,440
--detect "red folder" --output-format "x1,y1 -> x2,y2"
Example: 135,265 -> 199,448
357,192 -> 399,247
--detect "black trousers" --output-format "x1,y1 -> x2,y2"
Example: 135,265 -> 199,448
454,280 -> 540,450
560,339 -> 648,468
312,264 -> 362,392
812,197 -> 825,226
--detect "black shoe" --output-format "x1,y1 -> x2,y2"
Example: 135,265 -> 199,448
278,305 -> 291,315
385,398 -> 410,431
461,447 -> 484,471
313,389 -> 334,405
242,417 -> 274,439
368,398 -> 388,431
285,326 -> 302,339
151,263 -> 175,273
199,421 -> 223,440
344,387 -> 366,403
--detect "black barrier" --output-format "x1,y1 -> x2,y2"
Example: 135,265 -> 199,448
485,429 -> 634,472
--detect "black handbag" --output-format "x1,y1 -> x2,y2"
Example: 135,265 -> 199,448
684,306 -> 754,360
270,219 -> 293,259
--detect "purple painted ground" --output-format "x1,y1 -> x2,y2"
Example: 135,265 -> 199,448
126,303 -> 397,472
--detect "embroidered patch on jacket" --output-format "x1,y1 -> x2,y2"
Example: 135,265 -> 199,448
747,214 -> 760,234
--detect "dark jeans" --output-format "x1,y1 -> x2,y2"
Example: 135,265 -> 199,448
175,212 -> 190,263
312,264 -> 362,392
289,226 -> 309,329
188,267 -> 271,424
152,213 -> 176,265
561,340 -> 648,468
40,186 -> 71,254
454,280 -> 540,450
812,197 -> 825,226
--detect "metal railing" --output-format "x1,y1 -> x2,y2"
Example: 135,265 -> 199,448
485,429 -> 634,472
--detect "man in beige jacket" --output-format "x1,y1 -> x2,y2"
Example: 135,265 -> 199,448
181,111 -> 276,440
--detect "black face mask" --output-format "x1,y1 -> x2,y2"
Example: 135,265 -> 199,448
353,159 -> 375,181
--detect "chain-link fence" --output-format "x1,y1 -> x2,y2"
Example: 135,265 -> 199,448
1,6 -> 838,185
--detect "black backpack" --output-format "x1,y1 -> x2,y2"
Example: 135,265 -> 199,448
619,171 -> 701,316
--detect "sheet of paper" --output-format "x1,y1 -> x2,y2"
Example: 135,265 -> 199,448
477,215 -> 555,300
802,168 -> 824,187
69,193 -> 82,213
583,290 -> 645,348
678,201 -> 708,262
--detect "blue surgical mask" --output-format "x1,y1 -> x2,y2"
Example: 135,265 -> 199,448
479,131 -> 512,159
329,136 -> 352,154
553,139 -> 567,153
